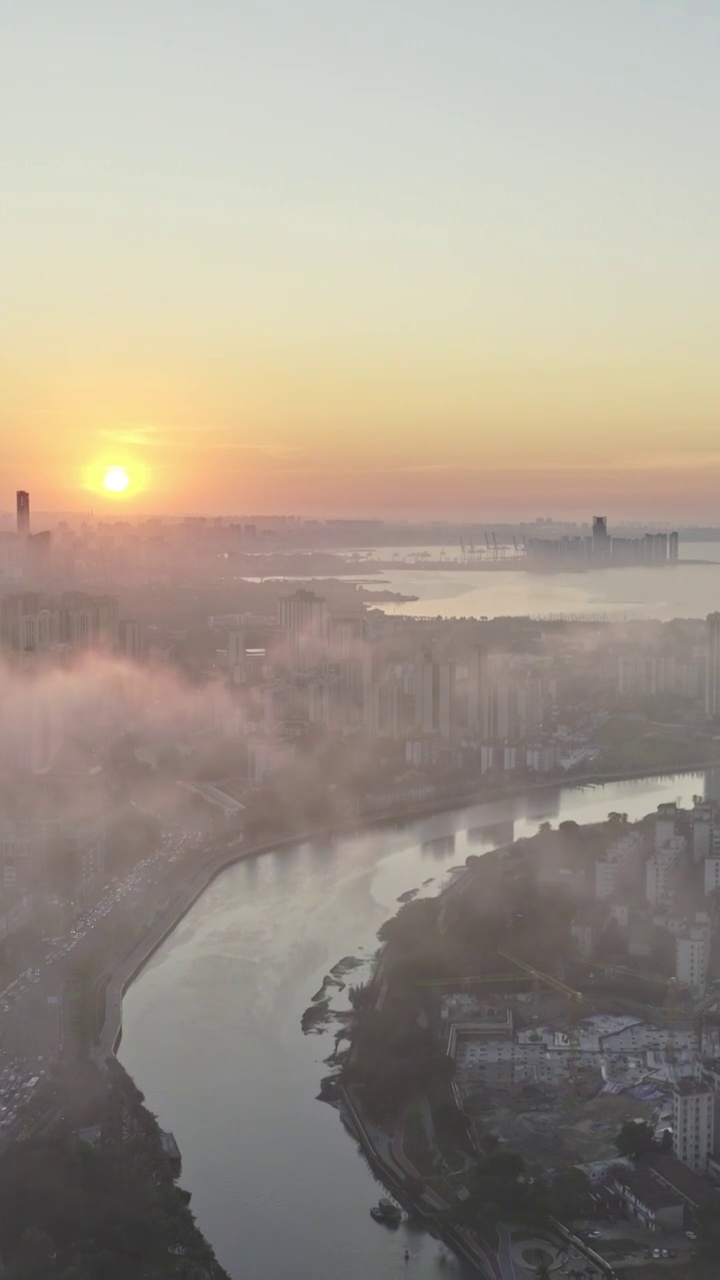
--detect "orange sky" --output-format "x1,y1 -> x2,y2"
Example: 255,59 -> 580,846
3,3 -> 720,520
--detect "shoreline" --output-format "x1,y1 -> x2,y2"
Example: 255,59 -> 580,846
96,756 -> 715,1062
91,759 -> 716,1278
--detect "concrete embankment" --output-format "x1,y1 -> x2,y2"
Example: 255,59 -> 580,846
338,1084 -> 492,1278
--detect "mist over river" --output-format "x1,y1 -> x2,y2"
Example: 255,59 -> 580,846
120,771 -> 712,1280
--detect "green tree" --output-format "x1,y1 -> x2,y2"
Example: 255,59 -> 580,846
615,1120 -> 655,1162
547,1166 -> 592,1217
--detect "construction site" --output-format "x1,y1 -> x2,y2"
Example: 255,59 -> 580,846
438,942 -> 708,1171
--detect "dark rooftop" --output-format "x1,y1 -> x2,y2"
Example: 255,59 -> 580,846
649,1156 -> 717,1209
612,1169 -> 681,1212
673,1077 -> 712,1098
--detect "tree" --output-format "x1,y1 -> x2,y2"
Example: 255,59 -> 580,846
547,1166 -> 592,1217
615,1120 -> 655,1162
695,1198 -> 720,1259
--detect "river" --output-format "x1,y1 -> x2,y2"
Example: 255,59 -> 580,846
373,542 -> 720,621
119,770 -> 714,1280
246,541 -> 720,621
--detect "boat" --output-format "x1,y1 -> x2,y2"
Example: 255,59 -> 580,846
370,1197 -> 402,1225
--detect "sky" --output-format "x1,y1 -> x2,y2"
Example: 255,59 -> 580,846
2,1 -> 720,520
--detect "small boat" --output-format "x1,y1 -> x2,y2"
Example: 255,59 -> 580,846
370,1197 -> 402,1225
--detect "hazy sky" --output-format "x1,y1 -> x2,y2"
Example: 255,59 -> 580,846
2,1 -> 720,518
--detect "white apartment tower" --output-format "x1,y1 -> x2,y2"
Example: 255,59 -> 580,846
672,1078 -> 715,1173
676,924 -> 710,996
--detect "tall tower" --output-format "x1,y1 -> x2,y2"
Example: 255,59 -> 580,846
672,1078 -> 714,1173
16,491 -> 30,537
277,590 -> 328,668
592,515 -> 610,560
705,613 -> 720,717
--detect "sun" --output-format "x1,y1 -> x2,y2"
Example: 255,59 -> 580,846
103,466 -> 130,494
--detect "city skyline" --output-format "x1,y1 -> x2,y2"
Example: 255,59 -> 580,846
3,3 -> 720,518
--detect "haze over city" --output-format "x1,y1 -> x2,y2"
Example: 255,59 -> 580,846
3,2 -> 720,519
7,6 -> 720,1280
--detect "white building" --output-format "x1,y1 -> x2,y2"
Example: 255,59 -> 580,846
676,924 -> 710,996
595,831 -> 643,901
526,743 -> 558,773
693,803 -> 713,862
672,1078 -> 715,1173
646,839 -> 684,907
655,802 -> 678,852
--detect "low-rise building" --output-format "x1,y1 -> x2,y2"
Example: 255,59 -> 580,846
650,1154 -> 717,1211
609,1169 -> 684,1233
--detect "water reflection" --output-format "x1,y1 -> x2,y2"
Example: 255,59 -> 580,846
120,770 -> 706,1280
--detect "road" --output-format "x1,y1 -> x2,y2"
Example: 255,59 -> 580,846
0,829 -> 222,1142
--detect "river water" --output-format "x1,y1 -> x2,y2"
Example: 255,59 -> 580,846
375,542 -> 720,621
246,541 -> 720,621
120,771 -> 714,1280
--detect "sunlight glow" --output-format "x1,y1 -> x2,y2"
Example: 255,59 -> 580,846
102,466 -> 130,494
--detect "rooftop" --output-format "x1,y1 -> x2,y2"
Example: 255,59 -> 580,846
612,1168 -> 682,1212
673,1077 -> 712,1098
649,1156 -> 717,1209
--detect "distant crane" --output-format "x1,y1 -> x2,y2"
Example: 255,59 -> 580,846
460,535 -> 481,564
497,948 -> 589,1078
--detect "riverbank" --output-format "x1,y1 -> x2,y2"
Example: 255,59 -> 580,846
338,1082 -> 495,1278
114,768 -> 712,1280
94,757 -> 717,1062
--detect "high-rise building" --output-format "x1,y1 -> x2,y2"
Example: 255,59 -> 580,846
672,1078 -> 714,1173
119,619 -> 146,661
645,839 -> 684,907
669,532 -> 679,562
277,590 -> 328,667
438,661 -> 455,737
592,515 -> 610,559
364,679 -> 402,739
26,530 -> 51,578
467,647 -> 489,735
705,614 -> 720,717
16,491 -> 30,537
676,922 -> 710,995
692,802 -> 713,862
414,654 -> 456,737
